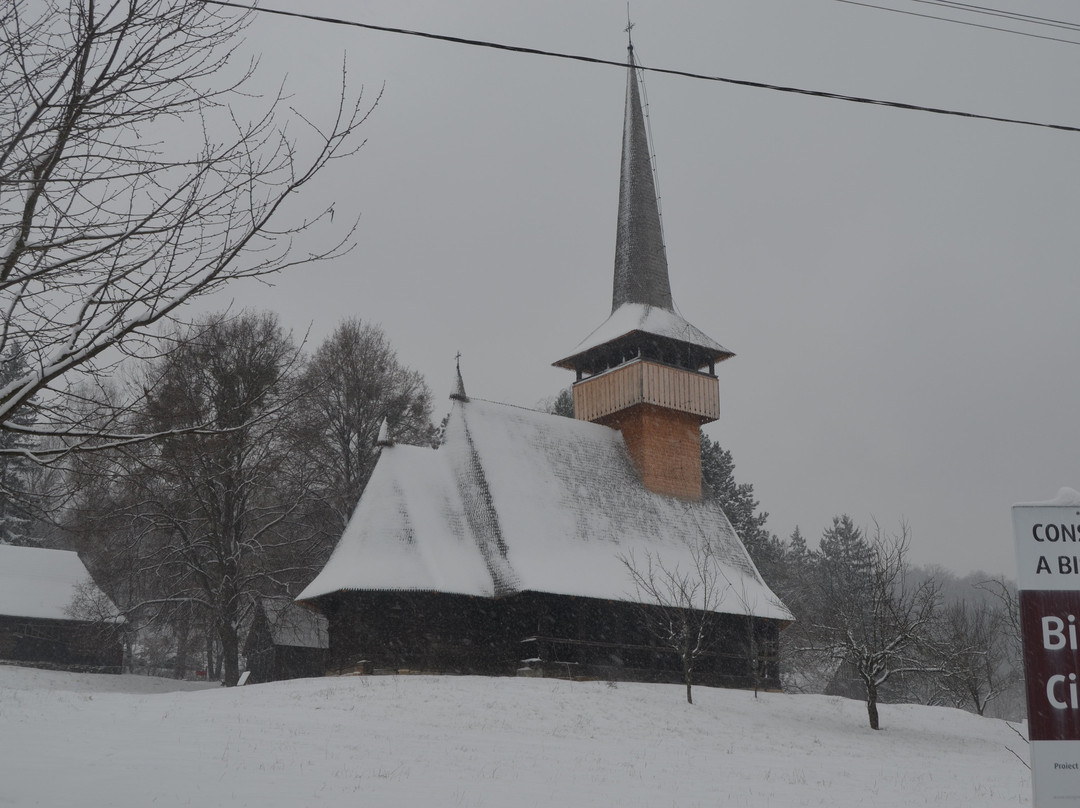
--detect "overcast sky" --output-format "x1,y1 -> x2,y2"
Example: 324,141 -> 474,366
205,0 -> 1080,578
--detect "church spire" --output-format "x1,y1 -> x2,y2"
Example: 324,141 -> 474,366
449,352 -> 468,402
552,33 -> 735,501
612,43 -> 672,313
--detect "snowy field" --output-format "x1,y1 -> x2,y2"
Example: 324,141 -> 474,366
0,664 -> 1030,807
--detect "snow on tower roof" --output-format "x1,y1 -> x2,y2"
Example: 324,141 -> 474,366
553,302 -> 734,371
555,47 -> 732,374
0,545 -> 118,621
298,397 -> 790,621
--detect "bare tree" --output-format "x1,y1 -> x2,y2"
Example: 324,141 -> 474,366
65,576 -> 127,670
930,599 -> 1019,716
622,542 -> 728,704
732,580 -> 780,698
69,311 -> 325,685
0,344 -> 38,541
977,576 -> 1022,657
797,520 -> 940,729
0,0 -> 373,458
299,319 -> 435,532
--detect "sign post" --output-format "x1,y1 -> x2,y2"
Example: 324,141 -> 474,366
1014,488 -> 1080,806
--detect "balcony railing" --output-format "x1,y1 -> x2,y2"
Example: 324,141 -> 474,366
572,358 -> 720,423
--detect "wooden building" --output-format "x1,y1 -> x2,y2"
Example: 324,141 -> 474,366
0,545 -> 123,672
297,42 -> 792,689
243,599 -> 328,684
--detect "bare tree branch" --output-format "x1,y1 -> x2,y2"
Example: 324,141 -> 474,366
0,0 -> 374,453
791,517 -> 940,729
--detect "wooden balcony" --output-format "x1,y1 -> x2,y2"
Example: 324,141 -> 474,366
572,359 -> 720,423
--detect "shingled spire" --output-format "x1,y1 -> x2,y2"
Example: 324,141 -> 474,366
553,42 -> 732,381
552,36 -> 736,501
612,43 -> 673,313
450,353 -> 468,402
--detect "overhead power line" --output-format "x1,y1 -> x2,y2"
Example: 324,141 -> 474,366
913,0 -> 1080,31
836,0 -> 1080,46
202,0 -> 1080,135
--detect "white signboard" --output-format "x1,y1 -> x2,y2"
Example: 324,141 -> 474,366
1014,488 -> 1080,807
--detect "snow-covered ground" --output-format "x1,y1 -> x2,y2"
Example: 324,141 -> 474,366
0,664 -> 1030,807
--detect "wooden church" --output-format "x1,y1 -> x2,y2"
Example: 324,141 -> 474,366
297,43 -> 792,689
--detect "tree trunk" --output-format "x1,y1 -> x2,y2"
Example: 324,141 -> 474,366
219,622 -> 240,686
173,617 -> 190,680
747,619 -> 760,697
684,655 -> 694,704
206,633 -> 216,680
866,681 -> 880,730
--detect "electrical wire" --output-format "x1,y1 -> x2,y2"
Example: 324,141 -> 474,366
835,0 -> 1080,46
910,0 -> 1080,32
202,0 -> 1080,134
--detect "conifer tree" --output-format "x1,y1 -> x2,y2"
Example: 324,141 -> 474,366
788,526 -> 809,561
817,515 -> 875,603
545,389 -> 574,418
700,434 -> 780,578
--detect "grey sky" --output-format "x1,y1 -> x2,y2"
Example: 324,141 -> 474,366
208,0 -> 1080,578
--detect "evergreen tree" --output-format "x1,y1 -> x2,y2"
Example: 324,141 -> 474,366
818,515 -> 874,589
547,389 -> 574,418
770,525 -> 812,620
800,519 -> 938,729
788,526 -> 809,562
699,434 -> 779,577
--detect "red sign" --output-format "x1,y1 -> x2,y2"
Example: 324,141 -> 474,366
1021,590 -> 1080,741
1014,490 -> 1080,807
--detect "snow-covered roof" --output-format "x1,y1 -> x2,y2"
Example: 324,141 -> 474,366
261,601 -> 328,649
0,545 -> 118,621
553,302 -> 734,370
299,398 -> 791,621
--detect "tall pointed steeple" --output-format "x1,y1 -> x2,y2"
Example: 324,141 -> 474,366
450,353 -> 468,402
552,37 -> 735,501
554,41 -> 732,380
612,43 -> 673,312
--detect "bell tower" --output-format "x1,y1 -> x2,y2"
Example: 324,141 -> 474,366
553,42 -> 733,501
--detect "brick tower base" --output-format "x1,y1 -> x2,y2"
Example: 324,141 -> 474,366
597,404 -> 702,501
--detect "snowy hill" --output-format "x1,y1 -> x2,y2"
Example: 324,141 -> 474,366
0,664 -> 1030,807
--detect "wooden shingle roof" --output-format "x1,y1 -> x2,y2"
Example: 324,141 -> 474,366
298,397 -> 791,622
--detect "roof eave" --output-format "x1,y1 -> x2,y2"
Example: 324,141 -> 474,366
553,329 -> 735,372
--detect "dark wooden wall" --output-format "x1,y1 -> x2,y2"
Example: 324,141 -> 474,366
311,590 -> 782,690
243,610 -> 328,684
0,615 -> 123,672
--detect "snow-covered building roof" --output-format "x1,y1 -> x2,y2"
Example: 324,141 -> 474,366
0,545 -> 118,621
298,397 -> 791,622
553,301 -> 734,373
